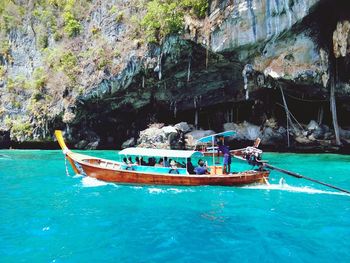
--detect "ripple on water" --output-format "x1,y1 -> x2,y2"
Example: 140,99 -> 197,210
1,150 -> 350,262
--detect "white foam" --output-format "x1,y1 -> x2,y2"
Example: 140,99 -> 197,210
146,187 -> 193,194
81,177 -> 109,187
244,183 -> 349,196
73,174 -> 84,178
168,188 -> 184,193
169,188 -> 194,193
42,226 -> 50,231
148,187 -> 165,194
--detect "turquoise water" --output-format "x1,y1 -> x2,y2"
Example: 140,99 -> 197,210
1,150 -> 350,262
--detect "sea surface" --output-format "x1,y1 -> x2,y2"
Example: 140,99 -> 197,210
0,150 -> 350,263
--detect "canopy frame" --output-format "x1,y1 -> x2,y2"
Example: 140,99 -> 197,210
196,130 -> 236,144
195,130 -> 236,167
119,147 -> 204,159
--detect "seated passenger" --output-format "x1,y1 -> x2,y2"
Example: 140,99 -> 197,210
155,159 -> 163,167
163,157 -> 170,167
169,160 -> 179,174
124,158 -> 134,170
140,157 -> 147,166
148,157 -> 156,166
135,157 -> 140,165
186,158 -> 195,174
194,159 -> 209,175
176,161 -> 184,168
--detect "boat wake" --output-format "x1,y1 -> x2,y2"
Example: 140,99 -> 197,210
79,177 -> 191,192
147,187 -> 193,194
0,154 -> 11,159
81,177 -> 110,187
78,176 -> 348,196
244,183 -> 349,196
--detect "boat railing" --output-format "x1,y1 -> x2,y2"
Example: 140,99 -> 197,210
84,159 -> 120,169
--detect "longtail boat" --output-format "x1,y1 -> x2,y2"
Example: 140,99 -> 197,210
55,130 -> 270,186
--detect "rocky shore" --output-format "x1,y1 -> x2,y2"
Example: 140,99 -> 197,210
1,118 -> 350,153
119,120 -> 350,153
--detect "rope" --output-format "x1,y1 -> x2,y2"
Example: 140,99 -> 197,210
284,92 -> 328,103
263,177 -> 270,185
276,103 -> 305,131
279,85 -> 292,147
64,155 -> 71,177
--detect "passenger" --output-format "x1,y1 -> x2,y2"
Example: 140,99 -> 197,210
155,159 -> 163,167
148,157 -> 156,166
124,157 -> 134,170
217,139 -> 232,174
135,156 -> 140,165
169,160 -> 179,174
194,159 -> 209,175
176,161 -> 184,168
127,157 -> 133,164
163,157 -> 170,167
140,157 -> 147,166
186,158 -> 195,174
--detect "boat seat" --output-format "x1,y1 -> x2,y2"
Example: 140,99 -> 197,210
107,163 -> 114,168
100,162 -> 108,167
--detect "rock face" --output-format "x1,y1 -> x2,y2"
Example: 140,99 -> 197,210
121,137 -> 135,149
135,122 -> 202,149
224,121 -> 285,146
206,0 -> 331,89
224,122 -> 261,141
1,0 -> 350,151
185,129 -> 216,148
210,0 -> 319,52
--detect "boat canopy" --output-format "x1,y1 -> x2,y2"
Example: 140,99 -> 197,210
119,147 -> 204,158
197,130 -> 236,143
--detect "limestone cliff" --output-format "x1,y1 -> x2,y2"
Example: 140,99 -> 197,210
0,0 -> 350,150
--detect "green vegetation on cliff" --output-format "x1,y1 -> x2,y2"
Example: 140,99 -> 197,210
141,0 -> 208,43
0,0 -> 208,142
0,0 -> 88,38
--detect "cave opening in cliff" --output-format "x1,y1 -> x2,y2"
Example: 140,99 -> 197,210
172,101 -> 255,131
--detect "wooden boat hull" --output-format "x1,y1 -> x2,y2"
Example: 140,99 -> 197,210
55,131 -> 270,186
68,155 -> 269,186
